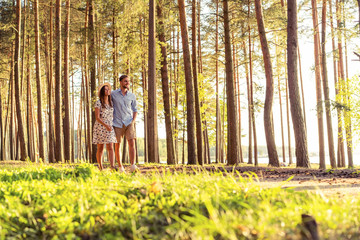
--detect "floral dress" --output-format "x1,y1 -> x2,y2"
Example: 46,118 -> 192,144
92,100 -> 117,144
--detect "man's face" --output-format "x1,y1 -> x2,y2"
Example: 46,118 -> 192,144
120,77 -> 130,89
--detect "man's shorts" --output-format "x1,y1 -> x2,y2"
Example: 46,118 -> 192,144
114,123 -> 136,142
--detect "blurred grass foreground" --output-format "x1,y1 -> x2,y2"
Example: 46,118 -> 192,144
0,163 -> 359,239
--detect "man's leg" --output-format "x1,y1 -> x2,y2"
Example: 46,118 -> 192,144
114,126 -> 124,169
127,139 -> 136,165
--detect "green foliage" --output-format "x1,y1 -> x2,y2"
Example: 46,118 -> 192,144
336,75 -> 360,144
1,164 -> 360,239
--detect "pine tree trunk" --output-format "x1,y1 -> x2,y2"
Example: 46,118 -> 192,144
26,34 -> 35,162
21,0 -> 27,99
157,1 -> 175,165
140,17 -> 148,164
343,9 -> 353,168
192,0 -> 203,165
285,76 -> 293,165
288,0 -> 310,168
215,0 -> 220,164
42,5 -> 55,163
254,0 -> 279,166
88,0 -> 97,164
178,0 -> 197,165
84,3 -> 91,161
63,0 -> 71,162
34,0 -> 44,161
278,75 -> 286,163
55,0 -> 62,162
234,41 -> 243,163
223,0 -> 239,165
329,0 -> 342,167
248,20 -> 258,166
14,0 -> 27,161
174,26 -> 180,163
244,42 -> 253,165
311,0 -> 325,168
336,0 -> 346,167
297,47 -> 307,131
112,8 -> 118,89
321,0 -> 336,169
147,0 -> 159,163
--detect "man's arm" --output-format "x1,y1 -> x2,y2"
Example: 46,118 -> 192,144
132,111 -> 137,124
131,95 -> 138,124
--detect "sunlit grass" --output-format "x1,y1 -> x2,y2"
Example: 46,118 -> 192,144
0,163 -> 359,239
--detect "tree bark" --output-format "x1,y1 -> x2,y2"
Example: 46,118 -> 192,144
34,0 -> 44,161
336,0 -> 346,167
287,0 -> 310,168
223,0 -> 239,165
55,0 -> 62,162
88,0 -> 97,164
147,0 -> 159,163
63,0 -> 71,162
215,0 -> 220,164
192,0 -> 203,165
254,0 -> 279,166
311,0 -> 325,168
298,47 -> 307,131
321,0 -> 336,169
157,1 -> 176,165
178,0 -> 197,165
42,4 -> 55,163
15,0 -> 27,161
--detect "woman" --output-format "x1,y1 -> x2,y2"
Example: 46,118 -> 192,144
93,82 -> 117,170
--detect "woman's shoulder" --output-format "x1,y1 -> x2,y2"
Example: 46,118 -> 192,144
94,100 -> 101,108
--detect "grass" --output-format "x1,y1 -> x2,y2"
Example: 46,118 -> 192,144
0,163 -> 359,239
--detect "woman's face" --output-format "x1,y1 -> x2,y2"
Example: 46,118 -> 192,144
104,86 -> 111,96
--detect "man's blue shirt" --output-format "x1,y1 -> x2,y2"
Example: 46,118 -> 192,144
111,89 -> 137,128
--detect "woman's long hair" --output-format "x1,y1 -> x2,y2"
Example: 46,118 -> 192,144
99,85 -> 112,108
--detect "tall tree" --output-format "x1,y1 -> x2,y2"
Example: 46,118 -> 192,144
254,0 -> 279,166
320,0 -> 336,168
287,0 -> 310,168
34,0 -> 44,161
63,0 -> 71,161
88,0 -> 96,163
223,0 -> 239,165
336,0 -> 346,167
14,0 -> 27,161
157,0 -> 175,165
55,0 -> 62,162
311,0 -> 325,168
192,0 -> 203,165
43,2 -> 55,163
147,0 -> 159,163
215,0 -> 220,164
178,0 -> 197,164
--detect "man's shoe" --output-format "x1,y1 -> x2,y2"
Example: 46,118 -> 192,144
130,164 -> 139,173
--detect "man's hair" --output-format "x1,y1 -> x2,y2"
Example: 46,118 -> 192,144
119,75 -> 128,82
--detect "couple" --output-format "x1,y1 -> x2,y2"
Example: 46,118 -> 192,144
92,75 -> 138,173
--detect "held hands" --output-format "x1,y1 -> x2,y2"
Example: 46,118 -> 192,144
105,125 -> 112,132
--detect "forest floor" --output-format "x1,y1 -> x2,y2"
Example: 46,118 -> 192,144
1,161 -> 360,196
137,164 -> 360,197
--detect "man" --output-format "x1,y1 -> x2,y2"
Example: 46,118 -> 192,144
112,75 -> 138,172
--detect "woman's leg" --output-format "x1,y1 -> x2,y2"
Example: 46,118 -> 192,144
106,143 -> 115,168
96,144 -> 105,170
